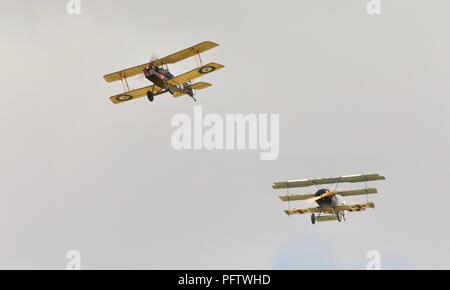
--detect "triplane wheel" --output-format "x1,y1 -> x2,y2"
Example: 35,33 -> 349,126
147,91 -> 154,102
337,213 -> 342,223
311,214 -> 316,225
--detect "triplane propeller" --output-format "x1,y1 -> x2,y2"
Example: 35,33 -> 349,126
103,41 -> 224,104
273,173 -> 386,225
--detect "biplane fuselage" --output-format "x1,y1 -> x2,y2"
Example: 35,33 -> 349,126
144,65 -> 194,98
103,41 -> 224,104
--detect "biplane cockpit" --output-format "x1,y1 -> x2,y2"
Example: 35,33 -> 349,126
103,41 -> 224,104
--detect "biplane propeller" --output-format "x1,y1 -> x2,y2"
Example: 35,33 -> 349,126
103,41 -> 224,104
273,173 -> 386,225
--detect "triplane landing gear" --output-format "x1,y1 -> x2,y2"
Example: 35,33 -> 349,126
311,214 -> 316,225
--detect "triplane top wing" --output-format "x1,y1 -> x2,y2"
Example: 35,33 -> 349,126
103,41 -> 219,83
273,173 -> 386,190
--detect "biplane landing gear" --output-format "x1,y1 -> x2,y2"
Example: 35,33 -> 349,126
311,214 -> 316,225
147,91 -> 154,102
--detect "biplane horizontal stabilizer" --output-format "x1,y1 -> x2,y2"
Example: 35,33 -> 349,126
172,82 -> 212,98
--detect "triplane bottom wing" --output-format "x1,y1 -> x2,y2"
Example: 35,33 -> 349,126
285,202 -> 375,216
335,202 -> 376,212
285,207 -> 322,216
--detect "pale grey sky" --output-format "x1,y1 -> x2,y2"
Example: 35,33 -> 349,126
1,0 -> 450,269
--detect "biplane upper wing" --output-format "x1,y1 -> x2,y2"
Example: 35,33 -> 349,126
152,41 -> 219,67
104,63 -> 149,83
110,85 -> 162,104
167,63 -> 224,87
335,202 -> 376,212
285,207 -> 323,216
103,41 -> 219,83
279,188 -> 378,202
273,173 -> 385,189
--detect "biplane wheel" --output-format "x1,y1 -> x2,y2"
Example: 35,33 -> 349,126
147,91 -> 154,102
311,214 -> 316,225
337,213 -> 342,223
198,66 -> 216,74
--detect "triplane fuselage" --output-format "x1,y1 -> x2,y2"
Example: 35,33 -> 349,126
273,174 -> 386,225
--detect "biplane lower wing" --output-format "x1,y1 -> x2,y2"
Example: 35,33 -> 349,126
335,202 -> 376,212
273,173 -> 386,189
172,82 -> 212,98
110,85 -> 162,104
167,63 -> 224,87
104,63 -> 149,83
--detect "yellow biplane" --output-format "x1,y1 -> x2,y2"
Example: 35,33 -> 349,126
103,41 -> 224,104
273,173 -> 386,224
